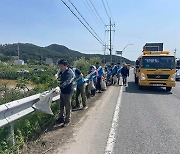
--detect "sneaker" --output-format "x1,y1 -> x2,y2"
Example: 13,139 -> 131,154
98,90 -> 102,93
75,106 -> 81,109
72,107 -> 80,111
63,121 -> 71,127
56,118 -> 64,125
82,106 -> 88,110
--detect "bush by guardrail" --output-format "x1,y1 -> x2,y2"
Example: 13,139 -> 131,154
0,72 -> 30,80
0,91 -> 60,153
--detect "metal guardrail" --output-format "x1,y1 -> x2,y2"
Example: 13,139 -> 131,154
0,79 -> 89,146
0,79 -> 89,128
0,104 -> 8,127
0,91 -> 60,128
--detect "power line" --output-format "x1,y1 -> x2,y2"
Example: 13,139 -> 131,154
68,0 -> 104,44
101,0 -> 115,62
60,0 -> 104,45
105,0 -> 114,21
102,0 -> 110,19
88,0 -> 106,26
82,0 -> 105,30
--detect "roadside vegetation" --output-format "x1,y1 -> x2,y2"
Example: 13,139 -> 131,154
0,57 -> 101,153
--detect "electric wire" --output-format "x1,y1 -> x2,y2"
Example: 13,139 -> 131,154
82,0 -> 105,31
105,0 -> 114,22
101,0 -> 110,19
60,0 -> 104,45
88,0 -> 106,26
68,0 -> 104,44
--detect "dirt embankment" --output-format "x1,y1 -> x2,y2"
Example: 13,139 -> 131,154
23,93 -> 103,154
0,79 -> 35,89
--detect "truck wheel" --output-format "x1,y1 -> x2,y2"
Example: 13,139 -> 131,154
166,87 -> 172,91
138,82 -> 143,89
137,79 -> 142,89
139,85 -> 143,89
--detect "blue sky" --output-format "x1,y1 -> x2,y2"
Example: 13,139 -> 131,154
0,0 -> 180,60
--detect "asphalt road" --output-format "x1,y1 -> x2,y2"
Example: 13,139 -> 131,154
54,84 -> 120,154
54,71 -> 180,154
114,73 -> 180,154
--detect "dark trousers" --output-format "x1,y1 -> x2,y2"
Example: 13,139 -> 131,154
91,81 -> 96,96
122,76 -> 127,85
91,89 -> 96,96
106,75 -> 111,85
117,75 -> 120,84
96,77 -> 102,91
76,83 -> 87,107
59,93 -> 72,123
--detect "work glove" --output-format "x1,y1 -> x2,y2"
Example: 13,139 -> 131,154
55,74 -> 58,79
54,86 -> 60,93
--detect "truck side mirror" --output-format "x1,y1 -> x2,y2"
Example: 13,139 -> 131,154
136,60 -> 140,68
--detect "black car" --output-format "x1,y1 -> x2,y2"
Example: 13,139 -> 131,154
176,69 -> 180,81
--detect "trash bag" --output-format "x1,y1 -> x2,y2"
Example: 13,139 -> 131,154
113,75 -> 118,84
89,80 -> 96,90
33,90 -> 55,115
101,79 -> 106,90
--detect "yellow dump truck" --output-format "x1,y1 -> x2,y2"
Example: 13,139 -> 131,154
134,43 -> 176,91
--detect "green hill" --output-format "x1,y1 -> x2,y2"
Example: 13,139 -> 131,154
0,43 -> 134,65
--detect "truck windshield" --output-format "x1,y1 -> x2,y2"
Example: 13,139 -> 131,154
142,56 -> 175,69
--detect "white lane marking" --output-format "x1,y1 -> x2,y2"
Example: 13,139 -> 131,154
105,85 -> 123,154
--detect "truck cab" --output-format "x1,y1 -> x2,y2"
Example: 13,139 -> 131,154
134,43 -> 176,92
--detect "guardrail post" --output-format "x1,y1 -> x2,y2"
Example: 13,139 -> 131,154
8,122 -> 15,147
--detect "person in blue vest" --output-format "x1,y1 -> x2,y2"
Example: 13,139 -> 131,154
111,63 -> 118,84
106,65 -> 112,85
87,65 -> 98,96
117,63 -> 121,85
74,68 -> 88,110
95,62 -> 104,93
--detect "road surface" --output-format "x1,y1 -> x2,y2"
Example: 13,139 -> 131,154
53,71 -> 180,154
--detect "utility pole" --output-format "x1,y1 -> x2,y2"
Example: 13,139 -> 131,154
110,18 -> 112,63
103,44 -> 106,65
106,18 -> 115,63
103,44 -> 109,65
121,44 -> 133,65
174,48 -> 177,57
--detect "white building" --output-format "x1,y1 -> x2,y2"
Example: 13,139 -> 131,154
14,60 -> 25,65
